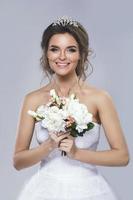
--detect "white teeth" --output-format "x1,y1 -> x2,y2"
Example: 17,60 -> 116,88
56,63 -> 69,67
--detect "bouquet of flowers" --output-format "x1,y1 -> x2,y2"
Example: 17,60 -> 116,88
28,89 -> 94,156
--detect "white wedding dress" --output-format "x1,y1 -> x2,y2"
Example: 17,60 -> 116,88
17,121 -> 118,200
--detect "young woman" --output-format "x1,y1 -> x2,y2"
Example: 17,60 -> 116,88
13,16 -> 129,200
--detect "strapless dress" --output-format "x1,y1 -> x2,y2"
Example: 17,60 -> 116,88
17,121 -> 119,200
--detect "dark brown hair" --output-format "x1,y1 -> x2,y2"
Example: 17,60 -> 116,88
40,19 -> 93,80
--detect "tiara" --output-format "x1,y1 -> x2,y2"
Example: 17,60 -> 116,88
52,16 -> 78,27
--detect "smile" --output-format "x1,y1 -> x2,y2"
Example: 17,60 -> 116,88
56,62 -> 70,67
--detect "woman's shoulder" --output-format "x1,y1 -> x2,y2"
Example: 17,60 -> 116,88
23,84 -> 51,109
84,83 -> 113,103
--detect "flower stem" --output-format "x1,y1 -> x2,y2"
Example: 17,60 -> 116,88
61,151 -> 67,156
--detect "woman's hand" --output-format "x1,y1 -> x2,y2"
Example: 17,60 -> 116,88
47,132 -> 71,150
58,134 -> 78,158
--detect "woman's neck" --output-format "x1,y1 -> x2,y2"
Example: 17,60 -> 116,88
54,73 -> 78,87
51,73 -> 82,97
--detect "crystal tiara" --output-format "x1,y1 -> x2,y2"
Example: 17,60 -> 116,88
52,16 -> 78,27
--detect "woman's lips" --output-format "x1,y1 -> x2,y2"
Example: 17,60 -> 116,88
56,62 -> 70,67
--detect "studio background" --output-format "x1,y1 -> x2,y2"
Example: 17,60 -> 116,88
0,0 -> 132,199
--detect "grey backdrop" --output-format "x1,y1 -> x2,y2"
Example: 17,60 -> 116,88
0,0 -> 132,199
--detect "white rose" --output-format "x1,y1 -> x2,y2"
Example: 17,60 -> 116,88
41,106 -> 66,132
65,99 -> 93,132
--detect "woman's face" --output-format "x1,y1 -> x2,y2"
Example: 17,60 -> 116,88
47,33 -> 80,76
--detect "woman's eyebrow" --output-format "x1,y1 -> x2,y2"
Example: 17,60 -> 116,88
49,45 -> 58,48
49,45 -> 78,48
67,45 -> 78,48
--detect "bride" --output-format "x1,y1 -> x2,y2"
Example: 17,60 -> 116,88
13,16 -> 129,200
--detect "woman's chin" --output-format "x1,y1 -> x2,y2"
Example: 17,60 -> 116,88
53,69 -> 73,76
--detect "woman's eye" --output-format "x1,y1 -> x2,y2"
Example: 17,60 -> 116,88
67,48 -> 77,52
49,48 -> 58,52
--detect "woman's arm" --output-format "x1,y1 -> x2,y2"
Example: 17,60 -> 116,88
62,90 -> 130,166
13,93 -> 55,170
13,92 -> 70,170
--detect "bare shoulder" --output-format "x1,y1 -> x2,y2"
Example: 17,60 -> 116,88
23,84 -> 51,110
84,83 -> 113,105
93,88 -> 112,104
82,83 -> 116,123
82,82 -> 115,115
92,88 -> 114,108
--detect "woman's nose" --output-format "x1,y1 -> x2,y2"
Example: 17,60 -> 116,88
59,50 -> 66,60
